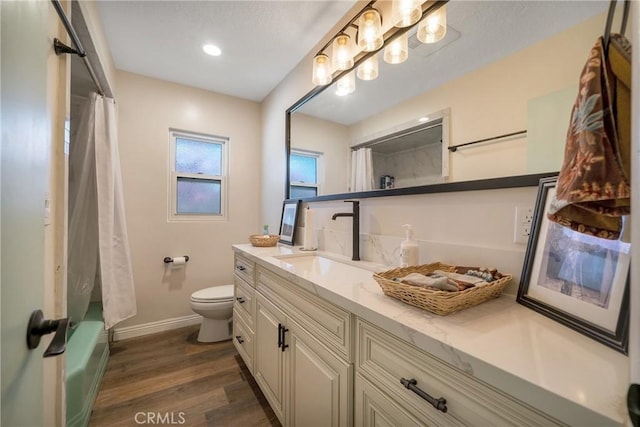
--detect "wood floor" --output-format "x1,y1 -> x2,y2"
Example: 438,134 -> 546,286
89,325 -> 281,427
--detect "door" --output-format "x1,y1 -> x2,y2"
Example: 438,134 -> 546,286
1,1 -> 65,425
287,321 -> 352,427
254,292 -> 286,423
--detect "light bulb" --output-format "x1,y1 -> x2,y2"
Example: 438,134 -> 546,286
357,55 -> 379,81
384,33 -> 408,65
392,0 -> 422,28
418,5 -> 447,44
357,9 -> 383,52
336,72 -> 355,96
331,33 -> 355,71
312,54 -> 332,86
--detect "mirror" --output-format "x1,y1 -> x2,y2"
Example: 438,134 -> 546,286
286,1 -> 608,200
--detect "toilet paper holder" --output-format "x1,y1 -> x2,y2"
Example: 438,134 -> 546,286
163,256 -> 190,264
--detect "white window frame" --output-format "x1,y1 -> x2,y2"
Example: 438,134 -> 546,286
168,129 -> 228,222
290,149 -> 322,197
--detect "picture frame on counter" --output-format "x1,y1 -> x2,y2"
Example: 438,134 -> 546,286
279,199 -> 301,246
517,177 -> 630,354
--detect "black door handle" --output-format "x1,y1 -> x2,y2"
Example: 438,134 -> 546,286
400,377 -> 447,413
235,335 -> 244,344
281,326 -> 289,352
236,297 -> 245,304
26,310 -> 71,357
277,323 -> 283,348
236,265 -> 246,271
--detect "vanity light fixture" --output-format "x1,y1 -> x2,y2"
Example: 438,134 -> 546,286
418,4 -> 447,43
336,71 -> 356,96
392,0 -> 422,28
202,44 -> 222,56
310,0 -> 448,90
312,53 -> 333,85
357,8 -> 383,52
384,32 -> 408,64
331,33 -> 355,71
357,54 -> 379,81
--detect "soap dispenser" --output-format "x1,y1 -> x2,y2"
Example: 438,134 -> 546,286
400,224 -> 419,267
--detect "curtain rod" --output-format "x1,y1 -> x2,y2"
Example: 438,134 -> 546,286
51,0 -> 105,97
351,121 -> 443,150
448,130 -> 527,152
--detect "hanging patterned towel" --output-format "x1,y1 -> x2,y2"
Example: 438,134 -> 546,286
548,37 -> 630,239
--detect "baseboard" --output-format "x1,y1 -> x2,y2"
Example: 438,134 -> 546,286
113,314 -> 202,341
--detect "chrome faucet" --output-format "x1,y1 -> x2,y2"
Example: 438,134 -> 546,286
331,200 -> 360,261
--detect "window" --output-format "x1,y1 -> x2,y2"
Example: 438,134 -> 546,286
169,130 -> 227,220
289,150 -> 321,198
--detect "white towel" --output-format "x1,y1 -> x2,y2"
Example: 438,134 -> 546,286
400,273 -> 459,291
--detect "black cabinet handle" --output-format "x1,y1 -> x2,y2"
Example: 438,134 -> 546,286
277,323 -> 283,348
281,326 -> 289,352
236,265 -> 246,271
400,378 -> 447,413
235,335 -> 244,344
236,297 -> 245,304
26,309 -> 71,358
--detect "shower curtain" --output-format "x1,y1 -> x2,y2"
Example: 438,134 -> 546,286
350,147 -> 374,192
68,93 -> 136,329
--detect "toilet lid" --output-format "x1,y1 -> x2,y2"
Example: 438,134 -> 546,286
191,285 -> 234,302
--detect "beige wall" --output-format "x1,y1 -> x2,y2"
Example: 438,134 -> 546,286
291,113 -> 349,195
116,71 -> 261,328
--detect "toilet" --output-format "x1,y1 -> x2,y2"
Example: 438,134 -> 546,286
190,284 -> 234,343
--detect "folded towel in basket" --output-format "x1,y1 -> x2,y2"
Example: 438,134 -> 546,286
399,273 -> 459,291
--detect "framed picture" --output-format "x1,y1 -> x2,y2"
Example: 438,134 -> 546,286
517,177 -> 630,354
279,200 -> 300,245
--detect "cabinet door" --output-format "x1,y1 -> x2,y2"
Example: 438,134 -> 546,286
355,373 -> 424,427
286,321 -> 352,427
254,293 -> 286,423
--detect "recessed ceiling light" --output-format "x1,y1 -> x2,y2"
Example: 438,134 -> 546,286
203,44 -> 222,56
418,116 -> 429,122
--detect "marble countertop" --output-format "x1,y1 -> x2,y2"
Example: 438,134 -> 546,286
233,243 -> 629,426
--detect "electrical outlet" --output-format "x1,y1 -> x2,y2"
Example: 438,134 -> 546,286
514,206 -> 534,244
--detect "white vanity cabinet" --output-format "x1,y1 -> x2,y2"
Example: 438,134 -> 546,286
253,266 -> 352,427
232,253 -> 256,373
355,319 -> 563,427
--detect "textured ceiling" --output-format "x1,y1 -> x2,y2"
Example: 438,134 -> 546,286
96,0 -> 358,102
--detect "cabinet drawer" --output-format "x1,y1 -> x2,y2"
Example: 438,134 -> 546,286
234,275 -> 254,328
256,266 -> 352,362
234,253 -> 255,286
356,319 -> 562,427
233,308 -> 254,374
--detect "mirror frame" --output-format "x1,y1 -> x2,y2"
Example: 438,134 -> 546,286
284,0 -> 558,202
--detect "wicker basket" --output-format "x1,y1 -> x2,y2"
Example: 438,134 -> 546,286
249,234 -> 280,247
373,262 -> 511,315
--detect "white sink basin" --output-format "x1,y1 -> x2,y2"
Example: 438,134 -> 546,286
272,252 -> 384,274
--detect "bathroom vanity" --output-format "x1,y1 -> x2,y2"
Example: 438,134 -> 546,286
231,244 -> 628,426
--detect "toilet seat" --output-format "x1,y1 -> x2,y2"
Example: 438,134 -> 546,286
190,285 -> 234,303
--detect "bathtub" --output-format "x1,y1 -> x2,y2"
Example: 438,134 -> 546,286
66,302 -> 109,427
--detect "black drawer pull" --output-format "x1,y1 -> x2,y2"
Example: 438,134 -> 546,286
236,297 -> 245,304
400,378 -> 447,413
236,265 -> 246,271
277,323 -> 283,348
280,326 -> 289,352
235,335 -> 244,344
